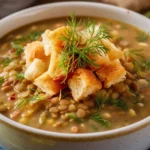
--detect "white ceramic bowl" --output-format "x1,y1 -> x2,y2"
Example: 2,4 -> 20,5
0,2 -> 150,150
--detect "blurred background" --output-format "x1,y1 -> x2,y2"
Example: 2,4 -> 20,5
0,0 -> 150,19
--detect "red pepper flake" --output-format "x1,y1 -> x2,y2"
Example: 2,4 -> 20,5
9,96 -> 16,101
9,49 -> 15,54
2,81 -> 12,87
12,80 -> 19,86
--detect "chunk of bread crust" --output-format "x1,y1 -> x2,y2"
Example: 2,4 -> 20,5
96,60 -> 126,88
82,25 -> 123,62
34,72 -> 62,96
48,52 -> 66,80
24,59 -> 48,81
68,69 -> 102,101
24,41 -> 49,67
42,26 -> 69,56
88,52 -> 111,70
102,39 -> 123,61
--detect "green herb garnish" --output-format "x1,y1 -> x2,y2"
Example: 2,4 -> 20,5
125,49 -> 150,75
142,60 -> 150,70
28,30 -> 43,41
16,73 -> 24,81
59,13 -> 111,81
0,77 -> 4,86
67,113 -> 84,123
0,57 -> 12,67
15,95 -> 44,109
91,124 -> 99,131
11,30 -> 44,56
11,43 -> 24,56
95,92 -> 108,110
136,31 -> 149,42
15,98 -> 28,109
109,99 -> 128,111
12,30 -> 44,45
95,92 -> 128,111
90,113 -> 110,127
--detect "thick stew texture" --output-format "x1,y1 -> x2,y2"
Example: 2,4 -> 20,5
0,16 -> 150,133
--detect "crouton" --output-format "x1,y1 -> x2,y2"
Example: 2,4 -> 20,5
82,25 -> 123,61
102,39 -> 123,61
42,26 -> 69,56
24,41 -> 49,67
88,52 -> 111,70
34,72 -> 62,96
96,60 -> 126,88
47,51 -> 66,80
24,59 -> 48,81
68,69 -> 102,101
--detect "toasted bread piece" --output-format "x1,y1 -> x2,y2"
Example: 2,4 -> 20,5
88,52 -> 111,70
48,51 -> 66,80
96,60 -> 126,88
82,25 -> 123,62
102,39 -> 123,61
42,26 -> 69,56
68,68 -> 102,101
34,72 -> 62,96
42,30 -> 52,56
24,41 -> 49,67
24,59 -> 48,81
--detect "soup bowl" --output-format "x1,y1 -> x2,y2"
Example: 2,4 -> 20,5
0,2 -> 150,150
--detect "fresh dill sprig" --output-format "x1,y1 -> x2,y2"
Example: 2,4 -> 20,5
59,13 -> 111,81
0,57 -> 12,67
15,95 -> 44,109
28,30 -> 43,41
67,113 -> 84,123
12,30 -> 44,45
142,60 -> 150,70
95,92 -> 108,110
0,77 -> 4,86
11,43 -> 24,56
124,49 -> 150,75
95,92 -> 128,111
90,113 -> 110,127
109,99 -> 128,111
11,30 -> 44,56
16,73 -> 24,82
91,124 -> 99,131
136,31 -> 149,42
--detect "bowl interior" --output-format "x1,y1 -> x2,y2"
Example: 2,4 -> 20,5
0,1 -> 150,38
0,2 -> 150,140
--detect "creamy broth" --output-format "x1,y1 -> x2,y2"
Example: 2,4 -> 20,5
0,17 -> 150,133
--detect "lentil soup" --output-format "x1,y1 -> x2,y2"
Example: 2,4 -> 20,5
0,16 -> 150,133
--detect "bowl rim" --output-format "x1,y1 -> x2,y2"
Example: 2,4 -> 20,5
0,1 -> 150,141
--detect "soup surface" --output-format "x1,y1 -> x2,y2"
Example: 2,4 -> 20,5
0,16 -> 150,133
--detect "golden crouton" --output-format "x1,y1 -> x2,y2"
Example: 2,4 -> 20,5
24,41 -> 49,67
88,52 -> 111,70
68,69 -> 102,101
82,25 -> 123,62
42,26 -> 69,56
41,30 -> 52,56
96,60 -> 126,88
34,72 -> 62,96
48,51 -> 66,80
24,59 -> 48,81
102,39 -> 123,61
